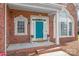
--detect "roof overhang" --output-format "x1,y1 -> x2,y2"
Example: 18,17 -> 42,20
8,3 -> 63,15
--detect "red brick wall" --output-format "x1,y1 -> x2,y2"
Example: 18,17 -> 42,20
66,3 -> 77,40
60,4 -> 77,43
49,14 -> 55,42
7,6 -> 11,46
0,4 -> 5,52
7,8 -> 48,44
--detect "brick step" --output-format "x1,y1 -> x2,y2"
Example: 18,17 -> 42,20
36,46 -> 61,55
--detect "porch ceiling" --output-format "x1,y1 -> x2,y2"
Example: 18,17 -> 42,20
8,3 -> 62,15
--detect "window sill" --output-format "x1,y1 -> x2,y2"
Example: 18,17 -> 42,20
60,36 -> 74,38
15,33 -> 27,36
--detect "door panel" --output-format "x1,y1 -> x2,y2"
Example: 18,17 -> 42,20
36,22 -> 43,38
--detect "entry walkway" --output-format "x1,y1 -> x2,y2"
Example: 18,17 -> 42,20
39,51 -> 70,56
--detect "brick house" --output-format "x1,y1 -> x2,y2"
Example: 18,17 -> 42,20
6,3 -> 77,56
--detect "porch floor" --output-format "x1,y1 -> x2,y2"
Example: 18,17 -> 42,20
7,41 -> 55,51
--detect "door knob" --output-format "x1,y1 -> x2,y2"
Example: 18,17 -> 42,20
31,35 -> 34,38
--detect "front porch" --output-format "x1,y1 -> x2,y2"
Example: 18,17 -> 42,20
7,41 -> 55,51
7,3 -> 62,56
7,41 -> 60,56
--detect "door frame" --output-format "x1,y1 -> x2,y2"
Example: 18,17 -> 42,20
30,15 -> 49,42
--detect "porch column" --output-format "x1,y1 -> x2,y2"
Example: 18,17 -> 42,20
56,10 -> 60,45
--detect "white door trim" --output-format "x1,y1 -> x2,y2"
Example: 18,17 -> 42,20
30,15 -> 49,42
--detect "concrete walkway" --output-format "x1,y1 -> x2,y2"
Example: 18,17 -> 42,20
39,51 -> 70,56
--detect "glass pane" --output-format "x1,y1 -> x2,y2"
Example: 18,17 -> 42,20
60,11 -> 67,18
17,21 -> 25,33
61,22 -> 67,36
69,22 -> 72,36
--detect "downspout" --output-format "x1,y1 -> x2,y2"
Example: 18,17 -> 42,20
5,4 -> 7,54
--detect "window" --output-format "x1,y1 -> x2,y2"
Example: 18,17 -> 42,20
59,9 -> 74,37
61,22 -> 67,36
14,15 -> 27,35
17,21 -> 25,33
69,22 -> 72,36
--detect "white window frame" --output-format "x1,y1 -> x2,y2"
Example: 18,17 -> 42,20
14,15 -> 27,35
53,8 -> 74,38
59,8 -> 74,38
59,18 -> 67,37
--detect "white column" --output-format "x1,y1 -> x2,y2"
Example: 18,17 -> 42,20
56,10 -> 60,45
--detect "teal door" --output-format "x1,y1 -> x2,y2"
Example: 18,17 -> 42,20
36,21 -> 43,38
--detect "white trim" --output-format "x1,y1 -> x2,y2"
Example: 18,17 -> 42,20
30,15 -> 49,41
14,15 -> 27,35
56,10 -> 60,45
53,4 -> 67,8
8,3 -> 62,13
53,15 -> 56,38
67,17 -> 69,36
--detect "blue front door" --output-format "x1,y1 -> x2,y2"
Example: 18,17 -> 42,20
36,21 -> 43,38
